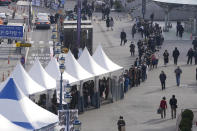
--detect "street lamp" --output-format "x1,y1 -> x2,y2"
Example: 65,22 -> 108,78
59,63 -> 65,110
73,119 -> 81,131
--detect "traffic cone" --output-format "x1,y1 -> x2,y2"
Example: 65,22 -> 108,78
2,72 -> 4,82
190,33 -> 193,40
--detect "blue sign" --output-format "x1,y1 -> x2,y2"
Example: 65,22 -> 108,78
0,25 -> 23,39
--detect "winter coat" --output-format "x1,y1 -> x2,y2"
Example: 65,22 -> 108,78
169,98 -> 177,108
173,49 -> 180,58
187,50 -> 194,57
174,68 -> 182,77
159,73 -> 166,82
160,100 -> 167,109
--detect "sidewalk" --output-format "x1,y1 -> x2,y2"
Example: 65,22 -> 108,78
79,12 -> 197,131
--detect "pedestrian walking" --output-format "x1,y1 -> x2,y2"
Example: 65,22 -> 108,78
159,71 -> 166,90
160,97 -> 167,119
163,50 -> 169,66
117,116 -> 126,131
174,66 -> 182,86
172,47 -> 180,65
120,29 -> 127,46
169,95 -> 177,119
106,17 -> 110,31
109,17 -> 114,31
130,42 -> 135,56
187,48 -> 194,64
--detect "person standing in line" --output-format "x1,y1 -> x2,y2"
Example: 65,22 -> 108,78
187,48 -> 194,64
131,24 -> 136,38
159,71 -> 166,90
106,17 -> 110,31
174,66 -> 182,86
129,42 -> 135,56
193,49 -> 197,65
117,116 -> 126,131
196,68 -> 197,80
169,95 -> 177,119
192,37 -> 197,50
163,50 -> 169,66
109,17 -> 114,31
120,29 -> 127,46
160,97 -> 167,119
172,47 -> 180,65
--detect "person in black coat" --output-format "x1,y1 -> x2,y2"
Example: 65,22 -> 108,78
159,71 -> 166,90
187,48 -> 194,64
172,47 -> 180,65
120,29 -> 127,46
163,50 -> 169,66
192,37 -> 197,50
169,95 -> 177,119
117,116 -> 126,131
194,49 -> 197,65
106,17 -> 110,31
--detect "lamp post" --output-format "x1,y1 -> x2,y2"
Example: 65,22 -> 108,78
77,0 -> 81,47
59,56 -> 65,110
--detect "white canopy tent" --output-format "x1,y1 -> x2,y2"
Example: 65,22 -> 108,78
64,51 -> 94,81
0,78 -> 58,130
45,57 -> 79,84
0,114 -> 29,131
10,62 -> 45,96
92,45 -> 123,72
29,59 -> 56,90
153,0 -> 197,5
78,47 -> 109,76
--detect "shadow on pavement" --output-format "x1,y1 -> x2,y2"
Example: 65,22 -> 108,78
142,118 -> 172,125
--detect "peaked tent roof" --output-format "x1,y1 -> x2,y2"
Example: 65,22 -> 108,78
29,59 -> 56,90
0,114 -> 29,131
0,78 -> 58,130
64,51 -> 94,80
153,0 -> 197,5
92,45 -> 123,72
45,57 -> 79,83
11,62 -> 45,95
78,47 -> 109,76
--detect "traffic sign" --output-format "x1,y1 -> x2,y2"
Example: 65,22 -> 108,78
0,25 -> 23,39
16,42 -> 31,47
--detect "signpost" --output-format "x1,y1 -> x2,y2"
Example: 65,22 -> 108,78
0,25 -> 23,39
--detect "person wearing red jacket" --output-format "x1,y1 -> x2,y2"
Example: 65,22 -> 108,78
160,97 -> 167,119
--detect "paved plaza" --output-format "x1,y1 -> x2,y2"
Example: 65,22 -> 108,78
78,12 -> 197,131
0,0 -> 197,131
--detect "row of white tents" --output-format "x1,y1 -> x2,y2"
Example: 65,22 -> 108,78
0,45 -> 123,130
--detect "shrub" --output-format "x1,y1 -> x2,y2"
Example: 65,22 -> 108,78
182,109 -> 194,121
179,118 -> 192,131
179,109 -> 194,131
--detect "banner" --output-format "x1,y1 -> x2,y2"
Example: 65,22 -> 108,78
58,110 -> 78,131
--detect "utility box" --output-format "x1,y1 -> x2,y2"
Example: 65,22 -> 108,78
63,20 -> 93,55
